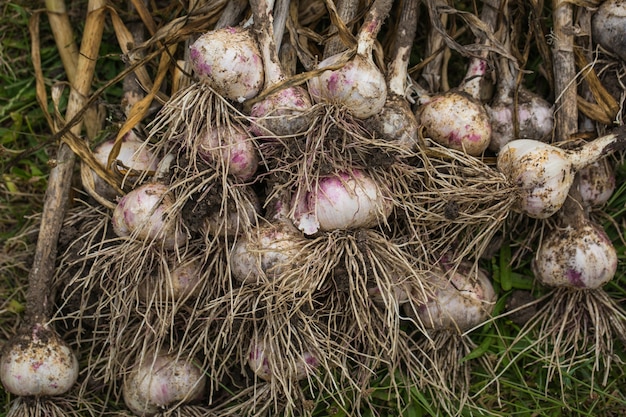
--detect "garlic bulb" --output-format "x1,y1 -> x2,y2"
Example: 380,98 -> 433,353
189,27 -> 264,103
404,263 -> 496,333
196,124 -> 259,181
486,88 -> 554,151
532,220 -> 617,289
416,91 -> 492,156
112,182 -> 187,249
0,324 -> 79,397
248,0 -> 313,136
250,86 -> 313,136
365,0 -> 419,150
577,160 -> 616,207
497,140 -> 574,218
367,95 -> 418,151
497,132 -> 624,219
90,130 -> 159,199
138,257 -> 205,302
291,169 -> 393,235
230,221 -> 305,284
308,52 -> 388,119
308,0 -> 393,119
123,352 -> 206,416
592,0 -> 626,62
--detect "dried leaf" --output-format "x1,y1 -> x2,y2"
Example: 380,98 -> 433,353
575,47 -> 619,125
109,44 -> 177,170
29,11 -> 55,133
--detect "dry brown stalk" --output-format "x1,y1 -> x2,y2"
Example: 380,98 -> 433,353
551,0 -> 578,140
26,0 -> 107,325
422,0 -> 449,92
323,0 -> 359,59
45,0 -> 78,84
45,0 -> 105,140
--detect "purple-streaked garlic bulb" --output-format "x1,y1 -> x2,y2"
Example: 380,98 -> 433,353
416,90 -> 492,156
248,0 -> 312,136
123,351 -> 206,416
247,338 -> 319,381
592,0 -> 626,62
230,221 -> 305,284
291,169 -> 393,235
415,57 -> 492,156
577,160 -> 616,207
0,324 -> 79,397
250,87 -> 312,136
496,131 -> 626,219
484,3 -> 553,151
196,124 -> 259,181
532,219 -> 617,289
90,130 -> 159,198
308,0 -> 393,119
404,262 -> 496,332
487,88 -> 554,151
365,0 -> 419,150
189,26 -> 264,103
112,182 -> 187,249
416,0 -> 500,157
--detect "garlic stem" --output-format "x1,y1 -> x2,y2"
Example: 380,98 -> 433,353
569,129 -> 626,171
460,0 -> 502,99
356,0 -> 395,56
421,0 -> 448,92
387,0 -> 419,96
273,0 -> 289,48
215,0 -> 248,29
251,0 -> 285,86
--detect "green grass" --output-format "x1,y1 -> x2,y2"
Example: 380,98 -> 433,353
1,0 -> 626,416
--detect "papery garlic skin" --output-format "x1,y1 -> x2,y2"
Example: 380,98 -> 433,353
112,183 -> 187,249
0,324 -> 79,397
532,221 -> 617,289
497,139 -> 575,219
292,170 -> 392,235
196,125 -> 259,181
404,264 -> 496,333
308,53 -> 388,119
189,27 -> 264,102
123,353 -> 206,416
230,222 -> 304,284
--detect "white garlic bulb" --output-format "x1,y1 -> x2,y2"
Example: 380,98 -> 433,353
532,220 -> 617,289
